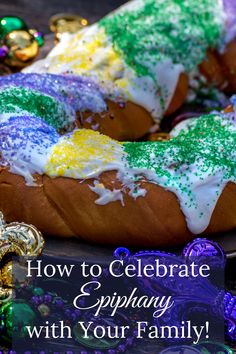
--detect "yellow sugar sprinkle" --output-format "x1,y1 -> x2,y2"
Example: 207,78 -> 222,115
49,29 -> 106,70
116,78 -> 128,89
49,28 -> 127,85
45,129 -> 123,177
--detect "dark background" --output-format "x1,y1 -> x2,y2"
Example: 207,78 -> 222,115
0,0 -> 126,33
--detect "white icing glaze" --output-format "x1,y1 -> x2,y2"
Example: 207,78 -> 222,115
3,141 -> 50,186
170,118 -> 197,137
175,167 -> 228,234
24,23 -> 182,124
24,0 -> 230,125
136,162 -> 229,235
89,181 -> 124,206
44,130 -> 127,180
1,114 -> 235,235
0,113 -> 22,123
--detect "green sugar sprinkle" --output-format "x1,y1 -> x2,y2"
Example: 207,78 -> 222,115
100,0 -> 224,77
124,114 -> 236,205
0,87 -> 73,130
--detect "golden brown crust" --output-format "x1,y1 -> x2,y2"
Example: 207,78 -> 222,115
199,41 -> 236,93
0,168 -> 235,247
165,73 -> 189,116
77,73 -> 189,141
79,100 -> 154,141
220,40 -> 236,91
199,49 -> 229,89
205,182 -> 236,235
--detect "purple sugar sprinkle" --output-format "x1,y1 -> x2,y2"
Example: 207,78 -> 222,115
223,0 -> 236,41
0,115 -> 59,166
0,46 -> 8,59
0,115 -> 59,150
0,73 -> 107,114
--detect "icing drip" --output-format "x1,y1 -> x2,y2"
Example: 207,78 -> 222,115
124,113 -> 236,234
89,181 -> 124,206
0,115 -> 59,185
0,110 -> 235,234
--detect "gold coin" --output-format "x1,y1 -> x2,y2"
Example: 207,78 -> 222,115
0,287 -> 12,303
1,261 -> 12,288
50,13 -> 88,35
4,30 -> 39,67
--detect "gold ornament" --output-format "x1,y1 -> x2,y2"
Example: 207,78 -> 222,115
0,286 -> 12,305
0,212 -> 45,299
1,261 -> 12,288
148,132 -> 170,142
0,212 -> 45,259
3,30 -> 39,67
49,13 -> 88,41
